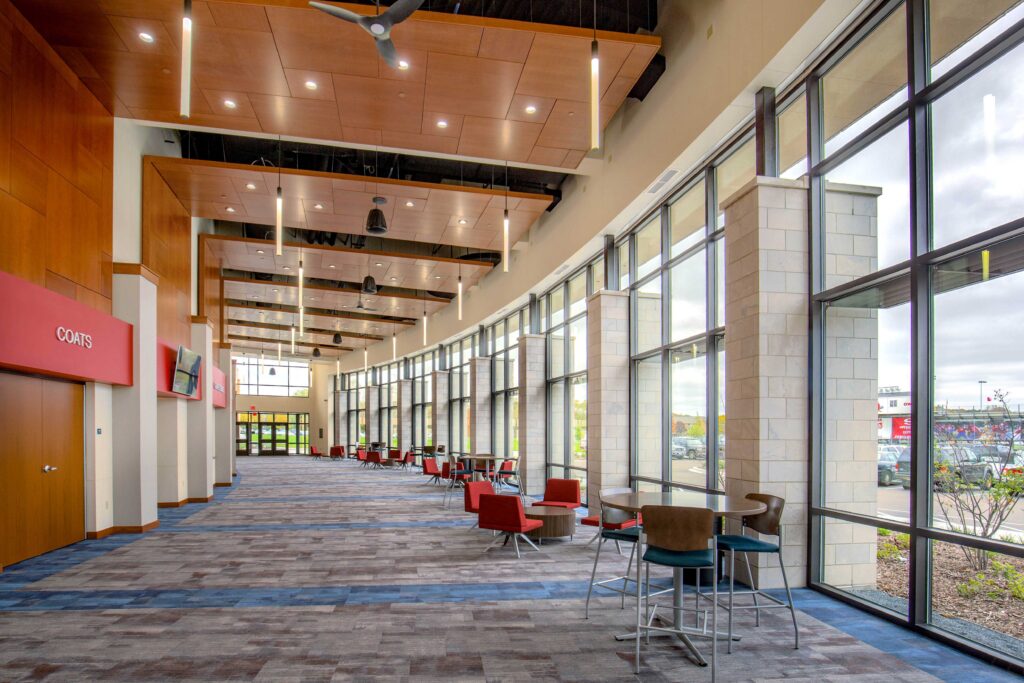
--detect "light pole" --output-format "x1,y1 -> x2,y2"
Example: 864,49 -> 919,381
978,380 -> 987,412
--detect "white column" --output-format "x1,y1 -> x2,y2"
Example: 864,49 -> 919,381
83,382 -> 114,537
469,356 -> 491,455
517,334 -> 546,497
215,344 -> 234,485
586,290 -> 630,506
157,398 -> 189,505
187,318 -> 215,501
397,378 -> 412,454
431,370 -> 449,450
112,268 -> 159,531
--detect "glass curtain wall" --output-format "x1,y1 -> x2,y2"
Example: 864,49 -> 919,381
377,362 -> 400,447
447,334 -> 476,453
234,356 -> 311,397
628,139 -> 747,494
808,0 -> 1024,668
491,309 -> 524,459
412,351 -> 435,448
345,370 -> 367,447
546,258 -> 601,504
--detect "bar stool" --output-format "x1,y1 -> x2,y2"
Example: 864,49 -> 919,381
636,505 -> 718,680
710,493 -> 799,653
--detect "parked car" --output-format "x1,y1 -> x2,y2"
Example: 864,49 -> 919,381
877,450 -> 900,486
896,444 -> 1000,489
671,436 -> 706,460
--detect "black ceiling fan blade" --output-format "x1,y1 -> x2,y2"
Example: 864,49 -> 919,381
375,37 -> 399,69
381,0 -> 425,25
308,1 -> 362,23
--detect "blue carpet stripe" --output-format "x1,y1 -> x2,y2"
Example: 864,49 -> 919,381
163,519 -> 475,533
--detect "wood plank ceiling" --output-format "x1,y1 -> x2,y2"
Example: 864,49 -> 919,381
13,0 -> 661,169
151,157 -> 554,252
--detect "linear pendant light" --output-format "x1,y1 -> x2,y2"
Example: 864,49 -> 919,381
180,0 -> 192,119
275,139 -> 283,256
277,340 -> 282,362
298,257 -> 304,335
363,347 -> 368,374
457,263 -> 463,321
503,163 -> 509,273
590,1 -> 599,151
336,357 -> 340,376
422,300 -> 427,345
392,330 -> 397,361
290,325 -> 296,353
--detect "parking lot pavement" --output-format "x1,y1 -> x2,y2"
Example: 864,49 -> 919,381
875,485 -> 1024,541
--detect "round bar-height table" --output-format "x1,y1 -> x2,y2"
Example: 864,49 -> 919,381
602,490 -> 767,664
465,454 -> 501,481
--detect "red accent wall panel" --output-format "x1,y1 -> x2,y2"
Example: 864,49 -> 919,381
211,365 -> 227,408
0,270 -> 131,385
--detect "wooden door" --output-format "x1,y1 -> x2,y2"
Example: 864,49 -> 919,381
0,372 -> 84,568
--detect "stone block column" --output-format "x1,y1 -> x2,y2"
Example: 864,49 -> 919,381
469,356 -> 492,455
214,344 -> 235,485
365,384 -> 380,443
722,177 -> 810,588
157,398 -> 189,505
397,378 -> 412,454
431,370 -> 449,450
187,317 -> 215,502
586,290 -> 630,506
112,265 -> 159,531
518,334 -> 546,497
83,382 -> 114,537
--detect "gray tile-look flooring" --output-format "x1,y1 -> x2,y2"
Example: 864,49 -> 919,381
0,457 -> 956,681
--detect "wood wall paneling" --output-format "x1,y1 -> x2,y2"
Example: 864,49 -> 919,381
142,160 -> 192,348
0,0 -> 113,314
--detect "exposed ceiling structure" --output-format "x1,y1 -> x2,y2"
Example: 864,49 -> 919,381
18,0 -> 661,169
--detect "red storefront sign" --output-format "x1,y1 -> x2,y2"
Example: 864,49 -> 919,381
0,270 -> 132,385
892,416 -> 912,439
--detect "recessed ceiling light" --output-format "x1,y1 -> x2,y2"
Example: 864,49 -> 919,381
138,32 -> 154,43
458,218 -> 467,225
309,297 -> 317,301
304,80 -> 318,90
225,206 -> 235,213
256,249 -> 265,255
223,99 -> 237,109
568,111 -> 576,117
525,105 -> 537,114
434,275 -> 442,280
328,264 -> 336,269
245,182 -> 256,190
398,60 -> 410,70
405,201 -> 414,207
436,120 -> 448,129
272,288 -> 279,293
283,266 -> 291,270
313,203 -> 323,210
375,262 -> 384,267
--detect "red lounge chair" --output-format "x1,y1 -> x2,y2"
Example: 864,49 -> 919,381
388,448 -> 401,460
423,457 -> 442,484
367,451 -> 382,469
356,449 -> 368,467
464,480 -> 494,529
402,451 -> 416,469
488,459 -> 517,490
534,478 -> 581,510
310,446 -> 324,459
329,446 -> 344,459
478,493 -> 542,558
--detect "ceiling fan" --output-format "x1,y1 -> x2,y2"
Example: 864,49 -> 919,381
309,0 -> 425,69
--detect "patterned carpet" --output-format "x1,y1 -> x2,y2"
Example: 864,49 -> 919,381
0,457 -> 950,681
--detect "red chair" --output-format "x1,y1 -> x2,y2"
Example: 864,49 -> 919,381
488,459 -> 517,490
388,448 -> 401,460
329,446 -> 344,460
423,458 -> 442,484
367,451 -> 382,469
356,449 -> 368,467
478,493 -> 542,558
402,451 -> 416,469
310,446 -> 324,459
464,480 -> 494,529
534,479 -> 581,510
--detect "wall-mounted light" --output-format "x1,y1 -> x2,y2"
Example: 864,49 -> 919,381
180,0 -> 192,119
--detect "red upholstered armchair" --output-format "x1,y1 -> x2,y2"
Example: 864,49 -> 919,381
402,451 -> 416,469
534,479 -> 581,510
329,446 -> 344,459
388,448 -> 401,460
310,446 -> 323,459
356,449 -> 368,467
464,480 -> 494,529
423,458 -> 442,484
367,451 -> 382,469
478,493 -> 542,558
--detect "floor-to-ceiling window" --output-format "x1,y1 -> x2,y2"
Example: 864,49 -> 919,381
235,356 -> 311,397
412,351 -> 435,448
491,309 -> 524,459
628,138 -> 745,494
377,361 -> 400,447
546,259 -> 600,503
447,334 -> 475,453
345,370 -> 367,446
808,0 -> 1024,668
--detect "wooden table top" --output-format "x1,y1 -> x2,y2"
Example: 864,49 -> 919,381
602,491 -> 767,517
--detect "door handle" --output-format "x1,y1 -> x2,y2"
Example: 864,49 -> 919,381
42,465 -> 58,473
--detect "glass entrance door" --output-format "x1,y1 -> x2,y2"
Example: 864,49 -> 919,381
234,411 -> 311,455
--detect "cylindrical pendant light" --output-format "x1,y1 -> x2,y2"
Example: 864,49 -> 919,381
275,186 -> 283,256
290,325 -> 296,353
590,38 -> 600,150
336,357 -> 340,376
503,163 -> 510,273
457,272 -> 463,321
180,0 -> 192,119
277,340 -> 282,362
259,346 -> 264,371
298,257 -> 304,335
392,330 -> 397,360
422,301 -> 427,345
363,347 -> 368,374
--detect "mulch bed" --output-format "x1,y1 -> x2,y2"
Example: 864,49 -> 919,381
875,530 -> 1024,639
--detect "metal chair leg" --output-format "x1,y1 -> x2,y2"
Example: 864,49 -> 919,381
518,533 -> 539,552
512,534 -> 521,558
621,542 -> 636,609
585,533 -> 605,619
744,551 -> 760,627
695,570 -> 701,629
779,552 -> 799,649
